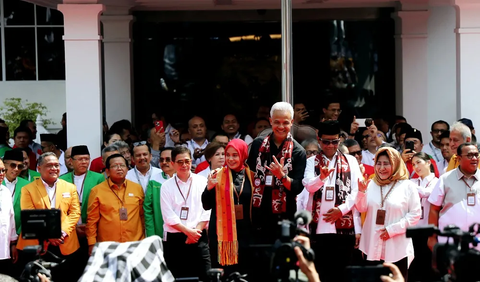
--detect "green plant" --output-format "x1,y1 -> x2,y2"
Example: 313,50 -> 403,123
0,98 -> 53,136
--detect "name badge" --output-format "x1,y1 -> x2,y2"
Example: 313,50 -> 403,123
62,192 -> 71,198
265,175 -> 273,187
128,193 -> 134,197
467,192 -> 476,206
325,186 -> 335,201
235,204 -> 244,220
180,207 -> 189,220
376,209 -> 386,225
119,207 -> 128,221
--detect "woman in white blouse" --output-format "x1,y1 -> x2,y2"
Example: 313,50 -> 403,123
356,147 -> 421,281
409,152 -> 438,281
197,142 -> 225,178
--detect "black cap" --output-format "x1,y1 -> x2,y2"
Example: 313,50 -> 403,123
405,128 -> 423,143
318,120 -> 341,137
40,134 -> 57,144
71,145 -> 90,157
458,118 -> 474,130
3,150 -> 24,162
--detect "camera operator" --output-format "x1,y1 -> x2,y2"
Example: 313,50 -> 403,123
428,142 -> 480,250
293,235 -> 319,282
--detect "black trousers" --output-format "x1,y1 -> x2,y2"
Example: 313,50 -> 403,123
409,236 -> 434,282
164,230 -> 211,281
0,258 -> 14,278
312,233 -> 356,282
364,256 -> 409,282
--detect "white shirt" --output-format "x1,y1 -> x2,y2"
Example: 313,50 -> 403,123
232,132 -> 253,146
160,173 -> 211,239
42,179 -> 58,208
356,180 -> 421,266
164,123 -> 177,148
428,168 -> 480,246
187,140 -> 209,166
296,188 -> 309,212
197,167 -> 210,179
0,185 -> 18,260
410,174 -> 438,226
4,178 -> 17,199
361,150 -> 376,167
59,151 -> 68,175
126,166 -> 163,193
423,141 -> 444,165
302,153 -> 362,235
150,171 -> 170,185
73,173 -> 87,203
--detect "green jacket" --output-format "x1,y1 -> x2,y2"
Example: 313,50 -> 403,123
2,177 -> 30,234
144,179 -> 164,238
19,169 -> 41,182
59,170 -> 105,223
0,145 -> 12,159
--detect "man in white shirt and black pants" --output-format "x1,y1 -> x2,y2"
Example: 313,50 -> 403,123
302,121 -> 362,282
160,146 -> 211,281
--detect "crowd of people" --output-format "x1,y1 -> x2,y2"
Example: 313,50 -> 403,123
0,97 -> 478,282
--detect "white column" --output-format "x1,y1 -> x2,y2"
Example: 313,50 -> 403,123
101,13 -> 134,126
393,9 -> 430,135
58,4 -> 104,158
428,5 -> 457,125
454,1 -> 480,123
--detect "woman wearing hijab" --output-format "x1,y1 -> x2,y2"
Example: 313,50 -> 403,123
356,147 -> 421,281
202,139 -> 255,277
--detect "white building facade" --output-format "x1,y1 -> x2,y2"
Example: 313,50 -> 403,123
2,0 -> 478,158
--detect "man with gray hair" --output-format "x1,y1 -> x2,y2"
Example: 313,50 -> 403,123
446,122 -> 476,171
112,141 -> 132,169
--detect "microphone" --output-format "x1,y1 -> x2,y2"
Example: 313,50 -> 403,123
295,210 -> 312,226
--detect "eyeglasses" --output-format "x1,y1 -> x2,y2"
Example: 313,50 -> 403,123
133,141 -> 147,147
110,164 -> 128,169
306,150 -> 319,156
320,139 -> 340,146
72,157 -> 91,162
461,153 -> 480,160
175,159 -> 192,166
432,129 -> 447,134
160,157 -> 171,163
329,109 -> 342,114
349,150 -> 363,157
6,162 -> 26,170
0,169 -> 5,174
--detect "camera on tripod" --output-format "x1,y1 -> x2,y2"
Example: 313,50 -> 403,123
19,209 -> 62,282
407,223 -> 480,282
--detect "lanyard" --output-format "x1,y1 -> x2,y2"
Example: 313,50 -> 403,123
48,186 -> 57,207
175,176 -> 192,206
72,172 -> 87,200
380,181 -> 397,208
232,171 -> 246,204
462,177 -> 476,192
109,182 -> 127,207
134,167 -> 152,190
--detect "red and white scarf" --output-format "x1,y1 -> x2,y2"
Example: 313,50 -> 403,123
252,132 -> 294,214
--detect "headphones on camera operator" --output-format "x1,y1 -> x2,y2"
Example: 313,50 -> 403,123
19,209 -> 65,282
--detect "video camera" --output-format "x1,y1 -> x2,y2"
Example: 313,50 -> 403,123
19,209 -> 63,282
407,223 -> 480,282
271,210 -> 315,282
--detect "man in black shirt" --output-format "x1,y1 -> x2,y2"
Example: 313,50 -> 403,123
247,102 -> 307,242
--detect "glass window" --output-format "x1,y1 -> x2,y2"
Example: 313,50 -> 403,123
5,28 -> 36,80
37,27 -> 65,80
3,0 -> 34,26
36,6 -> 64,26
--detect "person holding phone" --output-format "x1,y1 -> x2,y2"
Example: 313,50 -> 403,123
401,129 -> 440,179
356,147 -> 421,281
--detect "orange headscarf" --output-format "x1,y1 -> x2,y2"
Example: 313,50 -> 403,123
373,147 -> 409,186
